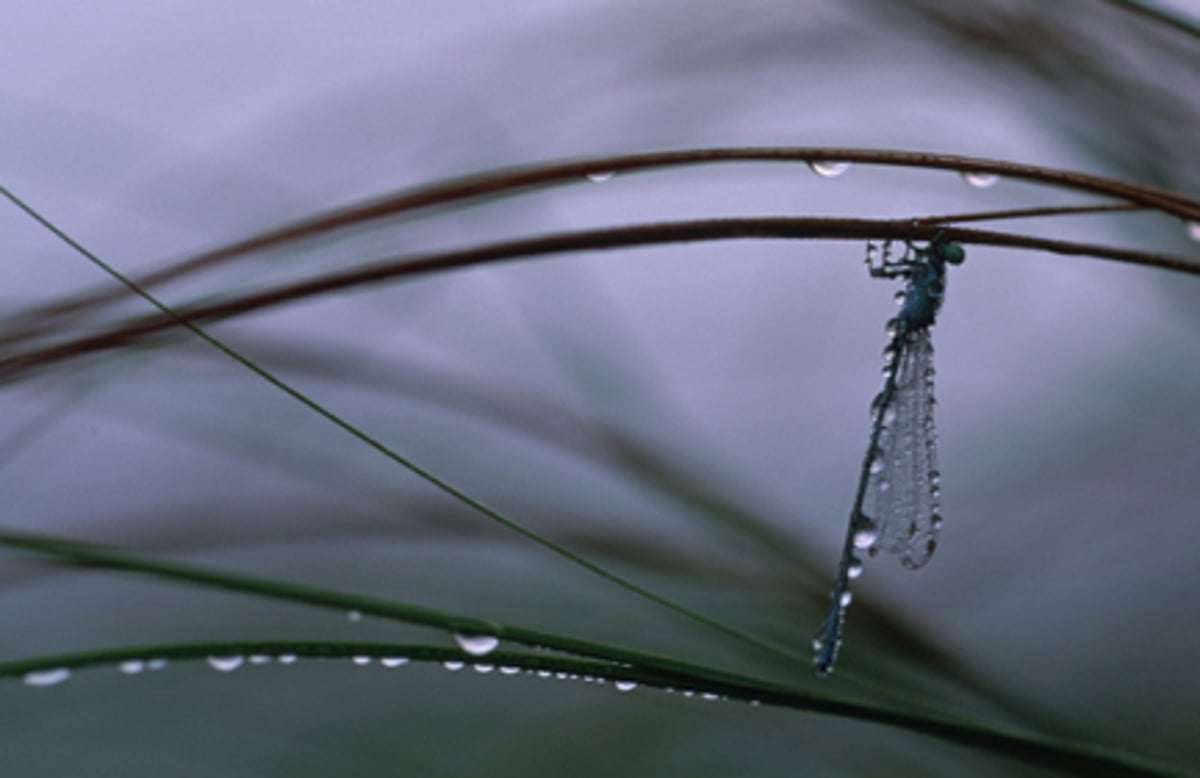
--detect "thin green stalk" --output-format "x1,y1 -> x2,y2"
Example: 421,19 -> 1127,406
2,637 -> 1190,777
0,528 -> 758,671
1099,0 -> 1200,39
0,183 -> 798,665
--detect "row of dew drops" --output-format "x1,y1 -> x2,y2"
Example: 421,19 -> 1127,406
585,161 -> 1000,188
585,162 -> 1200,240
20,610 -> 751,704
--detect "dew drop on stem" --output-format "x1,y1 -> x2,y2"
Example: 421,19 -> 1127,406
23,668 -> 71,687
852,527 -> 878,549
207,656 -> 244,673
961,171 -> 999,188
808,160 -> 850,178
454,633 -> 499,657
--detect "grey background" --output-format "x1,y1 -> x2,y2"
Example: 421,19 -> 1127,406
2,2 -> 1199,775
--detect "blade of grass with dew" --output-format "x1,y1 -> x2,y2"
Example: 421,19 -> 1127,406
0,537 -> 1191,777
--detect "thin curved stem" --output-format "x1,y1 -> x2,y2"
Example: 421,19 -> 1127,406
1099,0 -> 1200,39
2,216 -> 1193,381
2,636 -> 1188,777
917,202 -> 1145,225
0,189 -> 799,665
0,528 -> 766,671
6,146 -> 1197,335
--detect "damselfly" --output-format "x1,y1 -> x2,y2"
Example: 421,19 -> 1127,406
813,236 -> 965,677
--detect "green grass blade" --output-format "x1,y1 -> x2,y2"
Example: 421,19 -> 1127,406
1,633 -> 1190,777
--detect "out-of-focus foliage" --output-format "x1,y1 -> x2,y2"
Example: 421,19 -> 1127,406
2,1 -> 1198,775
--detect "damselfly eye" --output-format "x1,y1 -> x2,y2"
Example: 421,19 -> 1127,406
935,241 -> 966,265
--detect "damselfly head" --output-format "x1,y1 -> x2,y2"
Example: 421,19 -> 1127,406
920,230 -> 966,266
935,241 -> 966,265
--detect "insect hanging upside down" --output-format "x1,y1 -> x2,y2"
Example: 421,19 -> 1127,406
812,235 -> 966,678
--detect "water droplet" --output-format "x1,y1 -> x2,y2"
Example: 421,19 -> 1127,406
381,657 -> 408,669
681,690 -> 696,698
147,658 -> 168,671
346,610 -> 363,622
453,633 -> 499,657
614,680 -> 638,692
808,160 -> 850,178
1186,221 -> 1200,241
119,660 -> 146,675
839,591 -> 853,607
852,527 -> 878,550
847,559 -> 864,579
555,671 -> 570,680
702,692 -> 721,701
811,636 -> 825,653
207,656 -> 244,673
352,656 -> 372,666
869,456 -> 885,475
961,171 -> 998,188
499,666 -> 521,675
586,171 -> 614,183
23,668 -> 70,687
536,670 -> 553,679
443,661 -> 464,672
278,655 -> 298,665
893,290 -> 906,306
248,655 -> 271,665
473,664 -> 494,674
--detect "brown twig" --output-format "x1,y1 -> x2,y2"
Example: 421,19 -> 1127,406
6,147 -> 1197,339
916,202 -> 1145,225
2,216 -> 1193,382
